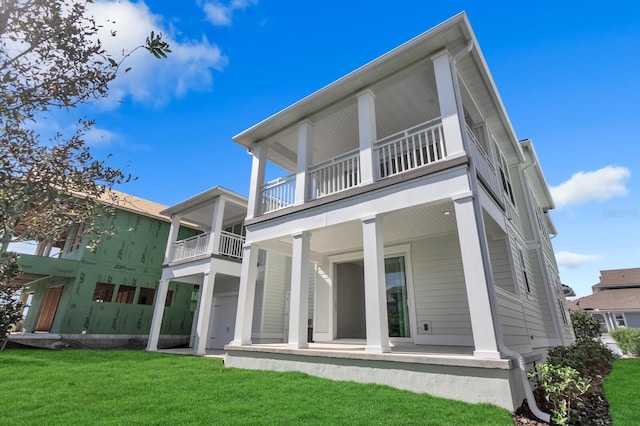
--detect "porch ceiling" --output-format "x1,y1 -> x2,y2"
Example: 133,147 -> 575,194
262,201 -> 457,256
161,187 -> 248,230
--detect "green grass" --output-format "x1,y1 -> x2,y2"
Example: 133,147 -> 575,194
604,358 -> 640,425
0,349 -> 513,425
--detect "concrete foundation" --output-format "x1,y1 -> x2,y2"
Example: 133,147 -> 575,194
225,344 -> 526,411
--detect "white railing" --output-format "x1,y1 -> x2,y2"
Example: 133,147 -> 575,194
260,173 -> 296,214
466,125 -> 502,198
375,118 -> 446,179
308,148 -> 361,199
172,233 -> 210,261
219,231 -> 245,260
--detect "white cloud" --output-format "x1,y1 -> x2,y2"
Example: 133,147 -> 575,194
550,165 -> 630,209
556,251 -> 600,268
84,127 -> 121,147
202,0 -> 257,26
88,1 -> 227,108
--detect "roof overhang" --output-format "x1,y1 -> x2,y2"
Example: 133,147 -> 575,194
233,11 -> 525,163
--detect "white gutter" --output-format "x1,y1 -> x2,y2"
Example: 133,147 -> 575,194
454,43 -> 552,424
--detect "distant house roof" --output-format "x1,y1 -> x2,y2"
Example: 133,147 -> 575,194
98,189 -> 169,222
593,267 -> 640,290
567,287 -> 640,311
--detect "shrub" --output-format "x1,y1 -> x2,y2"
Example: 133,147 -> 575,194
547,339 -> 614,381
570,310 -> 601,341
610,328 -> 640,357
528,363 -> 590,425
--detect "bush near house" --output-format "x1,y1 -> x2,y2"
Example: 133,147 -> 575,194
525,311 -> 615,425
609,327 -> 640,357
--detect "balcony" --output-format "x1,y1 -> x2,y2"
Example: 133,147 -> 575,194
258,118 -> 449,215
170,231 -> 245,263
466,124 -> 502,199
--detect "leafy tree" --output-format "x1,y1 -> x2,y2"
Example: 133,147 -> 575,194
570,310 -> 602,342
0,0 -> 170,345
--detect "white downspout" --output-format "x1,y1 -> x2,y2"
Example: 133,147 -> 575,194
452,42 -> 551,423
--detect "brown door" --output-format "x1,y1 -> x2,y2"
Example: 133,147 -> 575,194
35,286 -> 63,332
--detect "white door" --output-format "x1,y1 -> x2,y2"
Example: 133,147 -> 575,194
207,294 -> 238,349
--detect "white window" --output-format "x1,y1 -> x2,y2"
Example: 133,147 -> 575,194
498,151 -> 515,205
518,248 -> 531,293
557,300 -> 568,325
615,312 -> 626,327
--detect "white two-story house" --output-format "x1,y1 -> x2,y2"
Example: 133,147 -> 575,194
224,12 -> 573,414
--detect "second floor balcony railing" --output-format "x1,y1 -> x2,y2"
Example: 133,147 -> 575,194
375,118 -> 446,179
260,173 -> 296,215
308,148 -> 361,199
466,124 -> 502,199
170,231 -> 246,262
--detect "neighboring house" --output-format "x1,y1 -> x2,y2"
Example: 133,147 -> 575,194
220,12 -> 573,412
567,267 -> 640,352
9,190 -> 199,349
146,187 -> 311,355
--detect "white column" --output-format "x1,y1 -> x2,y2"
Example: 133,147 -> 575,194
146,279 -> 170,351
288,232 -> 311,348
246,144 -> 267,220
361,215 -> 391,353
432,51 -> 465,157
229,244 -> 259,345
193,271 -> 216,355
207,197 -> 226,255
295,121 -> 313,205
163,215 -> 182,264
357,89 -> 377,185
453,193 -> 501,359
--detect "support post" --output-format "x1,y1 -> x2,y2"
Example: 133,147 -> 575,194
229,244 -> 259,346
432,51 -> 465,157
246,145 -> 267,220
288,232 -> 311,348
453,193 -> 501,359
361,215 -> 391,353
146,279 -> 170,351
207,197 -> 226,255
193,272 -> 216,355
163,215 -> 182,264
357,89 -> 377,185
295,121 -> 313,205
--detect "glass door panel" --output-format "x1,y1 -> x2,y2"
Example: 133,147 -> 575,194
385,256 -> 410,337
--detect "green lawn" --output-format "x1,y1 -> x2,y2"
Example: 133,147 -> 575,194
604,358 -> 640,425
0,349 -> 514,425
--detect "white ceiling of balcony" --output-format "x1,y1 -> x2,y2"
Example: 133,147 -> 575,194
263,201 -> 457,256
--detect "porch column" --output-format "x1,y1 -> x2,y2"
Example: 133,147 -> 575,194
207,197 -> 226,255
295,121 -> 313,205
246,144 -> 267,220
193,271 -> 216,355
163,215 -> 182,264
146,279 -> 170,351
453,192 -> 501,359
229,244 -> 259,345
432,51 -> 465,157
357,89 -> 377,185
288,232 -> 311,348
361,215 -> 391,353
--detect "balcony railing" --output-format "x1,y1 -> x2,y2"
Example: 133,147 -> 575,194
172,233 -> 209,261
260,173 -> 296,215
466,124 -> 502,198
309,148 -> 361,199
171,231 -> 246,262
219,231 -> 245,260
375,118 -> 446,179
504,194 -> 522,233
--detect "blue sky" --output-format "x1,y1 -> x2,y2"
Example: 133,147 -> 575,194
28,1 -> 640,297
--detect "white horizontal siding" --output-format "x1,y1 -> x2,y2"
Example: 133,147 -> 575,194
529,249 -> 557,338
411,234 -> 472,337
488,237 -> 515,294
495,288 -> 532,353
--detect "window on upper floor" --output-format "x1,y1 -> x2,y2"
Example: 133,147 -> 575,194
67,223 -> 86,253
92,283 -> 115,303
498,152 -> 515,205
165,290 -> 174,307
224,222 -> 245,236
615,312 -> 626,327
518,248 -> 531,293
557,300 -> 568,325
115,285 -> 136,304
